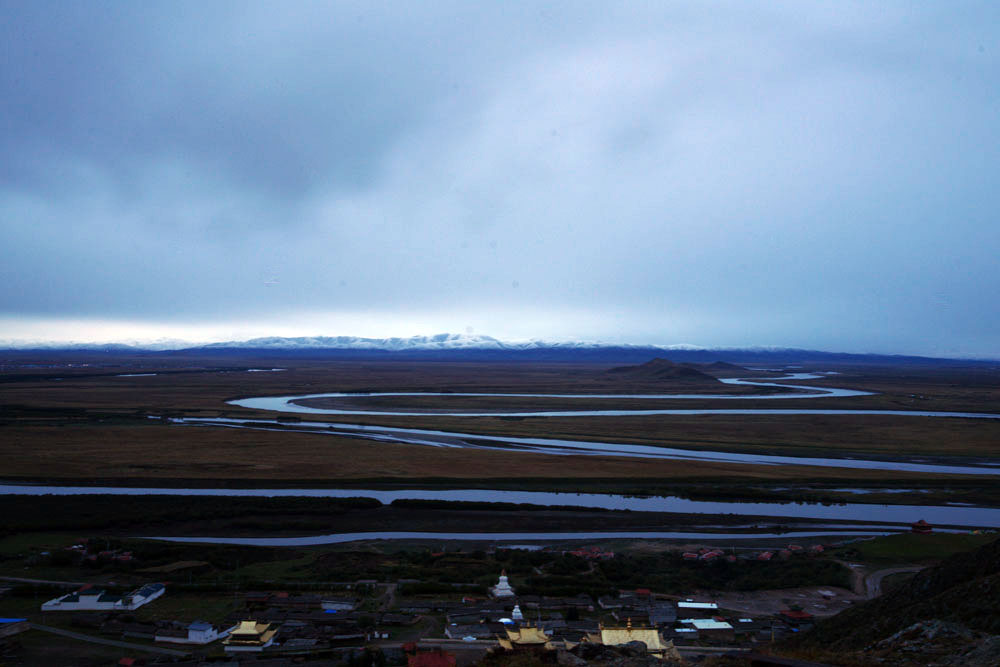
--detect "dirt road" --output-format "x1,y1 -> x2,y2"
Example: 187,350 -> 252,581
864,566 -> 922,598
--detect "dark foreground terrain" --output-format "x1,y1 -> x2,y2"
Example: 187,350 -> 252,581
778,535 -> 1000,666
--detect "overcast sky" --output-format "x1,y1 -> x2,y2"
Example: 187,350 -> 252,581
2,1 -> 998,356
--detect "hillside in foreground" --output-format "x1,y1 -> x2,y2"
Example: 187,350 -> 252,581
779,536 -> 1000,665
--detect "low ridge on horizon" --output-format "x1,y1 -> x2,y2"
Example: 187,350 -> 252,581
1,333 -> 996,364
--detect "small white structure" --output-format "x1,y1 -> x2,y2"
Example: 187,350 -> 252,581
677,600 -> 717,610
512,604 -> 524,621
156,620 -> 234,645
321,597 -> 357,611
491,570 -> 515,598
42,583 -> 165,612
680,618 -> 733,631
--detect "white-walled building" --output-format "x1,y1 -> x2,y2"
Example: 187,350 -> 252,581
156,620 -> 234,645
41,583 -> 165,612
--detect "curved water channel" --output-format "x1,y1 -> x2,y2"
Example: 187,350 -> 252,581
176,416 -> 1000,476
189,372 -> 1000,475
14,372 -> 994,547
5,485 -> 998,528
146,530 -> 897,548
6,481 -> 987,545
229,374 -> 879,416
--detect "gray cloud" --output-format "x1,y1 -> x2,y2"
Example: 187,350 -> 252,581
2,1 -> 999,355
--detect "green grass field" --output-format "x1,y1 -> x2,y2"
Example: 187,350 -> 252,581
833,532 -> 998,565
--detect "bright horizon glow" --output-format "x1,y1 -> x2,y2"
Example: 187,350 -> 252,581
0,314 -> 996,360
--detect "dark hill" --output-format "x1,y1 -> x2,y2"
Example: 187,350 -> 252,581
782,536 -> 1000,663
608,357 -> 719,382
705,361 -> 749,371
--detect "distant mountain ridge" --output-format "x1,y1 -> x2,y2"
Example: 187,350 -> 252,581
1,333 -> 995,366
200,333 -> 615,351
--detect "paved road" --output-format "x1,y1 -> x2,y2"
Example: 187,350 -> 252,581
864,566 -> 923,598
29,624 -> 190,657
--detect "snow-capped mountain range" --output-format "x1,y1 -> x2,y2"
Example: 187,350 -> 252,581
198,333 -> 707,352
1,333 -> 991,365
0,333 -> 706,353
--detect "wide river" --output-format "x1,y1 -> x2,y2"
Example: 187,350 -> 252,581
4,485 -> 997,528
145,530 -> 897,547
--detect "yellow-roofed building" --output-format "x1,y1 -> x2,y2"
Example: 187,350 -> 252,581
497,626 -> 558,651
223,620 -> 277,652
585,621 -> 680,661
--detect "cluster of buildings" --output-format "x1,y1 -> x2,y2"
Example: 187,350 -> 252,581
98,617 -> 234,646
42,586 -> 400,657
442,572 -> 816,653
681,544 -> 825,562
19,550 -> 839,661
59,539 -> 136,565
564,545 -> 616,560
497,621 -> 682,661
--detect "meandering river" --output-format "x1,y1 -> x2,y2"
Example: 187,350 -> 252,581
165,372 -> 1000,475
228,374 -> 879,416
13,372 -> 996,547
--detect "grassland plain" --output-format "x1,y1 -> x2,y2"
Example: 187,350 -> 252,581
0,422 -> 990,484
831,532 -> 1000,566
2,357 -> 999,488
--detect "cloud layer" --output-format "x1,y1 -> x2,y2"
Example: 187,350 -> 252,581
2,1 -> 999,355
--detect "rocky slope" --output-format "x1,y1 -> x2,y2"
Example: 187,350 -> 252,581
781,536 -> 1000,665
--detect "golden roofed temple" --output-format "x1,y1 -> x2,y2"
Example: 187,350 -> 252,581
223,620 -> 277,652
497,626 -> 558,651
585,619 -> 680,661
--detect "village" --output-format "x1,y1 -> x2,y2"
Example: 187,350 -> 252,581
1,529 -> 920,666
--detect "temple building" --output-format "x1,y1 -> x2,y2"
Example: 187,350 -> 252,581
585,620 -> 680,661
222,620 -> 277,652
497,626 -> 555,651
491,570 -> 515,598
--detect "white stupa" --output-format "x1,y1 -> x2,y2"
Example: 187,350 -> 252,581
492,570 -> 515,598
512,604 -> 524,621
